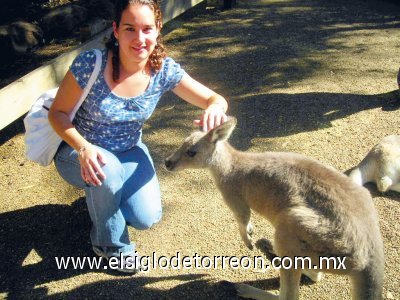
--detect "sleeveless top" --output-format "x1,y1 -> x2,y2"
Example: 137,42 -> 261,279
69,49 -> 185,152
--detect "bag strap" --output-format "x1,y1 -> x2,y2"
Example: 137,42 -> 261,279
69,49 -> 102,121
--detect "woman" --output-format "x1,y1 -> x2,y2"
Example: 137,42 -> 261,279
49,0 -> 228,273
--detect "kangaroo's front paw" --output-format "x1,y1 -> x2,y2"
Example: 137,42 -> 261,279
239,223 -> 254,250
256,238 -> 277,261
241,234 -> 253,250
247,223 -> 254,236
245,239 -> 254,250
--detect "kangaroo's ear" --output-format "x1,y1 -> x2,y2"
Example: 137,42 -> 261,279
207,117 -> 237,143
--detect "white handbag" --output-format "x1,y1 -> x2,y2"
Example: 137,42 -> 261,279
24,49 -> 102,166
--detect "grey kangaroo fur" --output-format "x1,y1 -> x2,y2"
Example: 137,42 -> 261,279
165,117 -> 384,300
348,135 -> 400,193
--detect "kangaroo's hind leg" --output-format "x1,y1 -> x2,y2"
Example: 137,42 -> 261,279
273,221 -> 315,299
279,268 -> 302,300
257,238 -> 323,283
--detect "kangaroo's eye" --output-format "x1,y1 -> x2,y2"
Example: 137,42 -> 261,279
186,150 -> 197,157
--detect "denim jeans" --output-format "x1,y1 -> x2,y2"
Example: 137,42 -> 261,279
54,140 -> 162,257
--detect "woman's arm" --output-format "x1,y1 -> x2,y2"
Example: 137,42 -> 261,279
172,73 -> 228,132
49,70 -> 89,151
49,70 -> 106,186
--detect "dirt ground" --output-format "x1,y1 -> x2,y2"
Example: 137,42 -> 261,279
1,0 -> 400,299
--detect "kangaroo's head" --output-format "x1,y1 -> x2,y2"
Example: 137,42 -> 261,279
165,117 -> 237,171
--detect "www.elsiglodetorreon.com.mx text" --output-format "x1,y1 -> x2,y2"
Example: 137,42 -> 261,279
55,252 -> 347,272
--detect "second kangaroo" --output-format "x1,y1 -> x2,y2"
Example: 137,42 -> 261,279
348,135 -> 400,193
165,118 -> 384,300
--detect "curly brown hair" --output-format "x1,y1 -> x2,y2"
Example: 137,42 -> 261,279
105,0 -> 167,82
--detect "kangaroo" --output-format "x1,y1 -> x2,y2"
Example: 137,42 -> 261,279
348,135 -> 400,193
165,118 -> 384,300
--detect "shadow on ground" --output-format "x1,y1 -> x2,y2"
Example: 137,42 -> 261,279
162,0 -> 400,96
0,198 -> 240,299
148,89 -> 400,157
0,198 -> 91,298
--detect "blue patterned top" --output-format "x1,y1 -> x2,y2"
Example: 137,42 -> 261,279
69,49 -> 185,152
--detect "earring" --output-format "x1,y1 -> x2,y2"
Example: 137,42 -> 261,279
115,40 -> 119,47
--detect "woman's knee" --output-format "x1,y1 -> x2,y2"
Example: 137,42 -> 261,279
123,186 -> 163,230
131,207 -> 162,230
119,143 -> 162,229
55,143 -> 125,191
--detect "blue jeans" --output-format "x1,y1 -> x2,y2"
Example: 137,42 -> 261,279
54,141 -> 162,256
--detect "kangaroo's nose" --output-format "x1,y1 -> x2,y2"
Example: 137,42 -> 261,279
165,159 -> 173,170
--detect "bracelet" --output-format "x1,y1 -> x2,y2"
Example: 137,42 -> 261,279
78,144 -> 90,157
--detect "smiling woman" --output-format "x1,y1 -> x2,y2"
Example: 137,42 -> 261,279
47,0 -> 228,274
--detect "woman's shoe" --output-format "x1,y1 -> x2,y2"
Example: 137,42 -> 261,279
92,245 -> 141,274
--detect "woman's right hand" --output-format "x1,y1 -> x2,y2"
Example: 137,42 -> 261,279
78,144 -> 107,186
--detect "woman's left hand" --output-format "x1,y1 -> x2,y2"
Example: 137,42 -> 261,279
194,103 -> 228,132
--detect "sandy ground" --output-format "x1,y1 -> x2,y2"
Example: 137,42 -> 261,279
1,0 -> 399,299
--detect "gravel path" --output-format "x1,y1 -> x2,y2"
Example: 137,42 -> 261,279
1,0 -> 399,299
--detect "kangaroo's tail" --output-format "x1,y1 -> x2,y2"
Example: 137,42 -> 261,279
350,237 -> 384,300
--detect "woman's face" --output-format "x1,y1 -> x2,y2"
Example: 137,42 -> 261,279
113,4 -> 159,64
